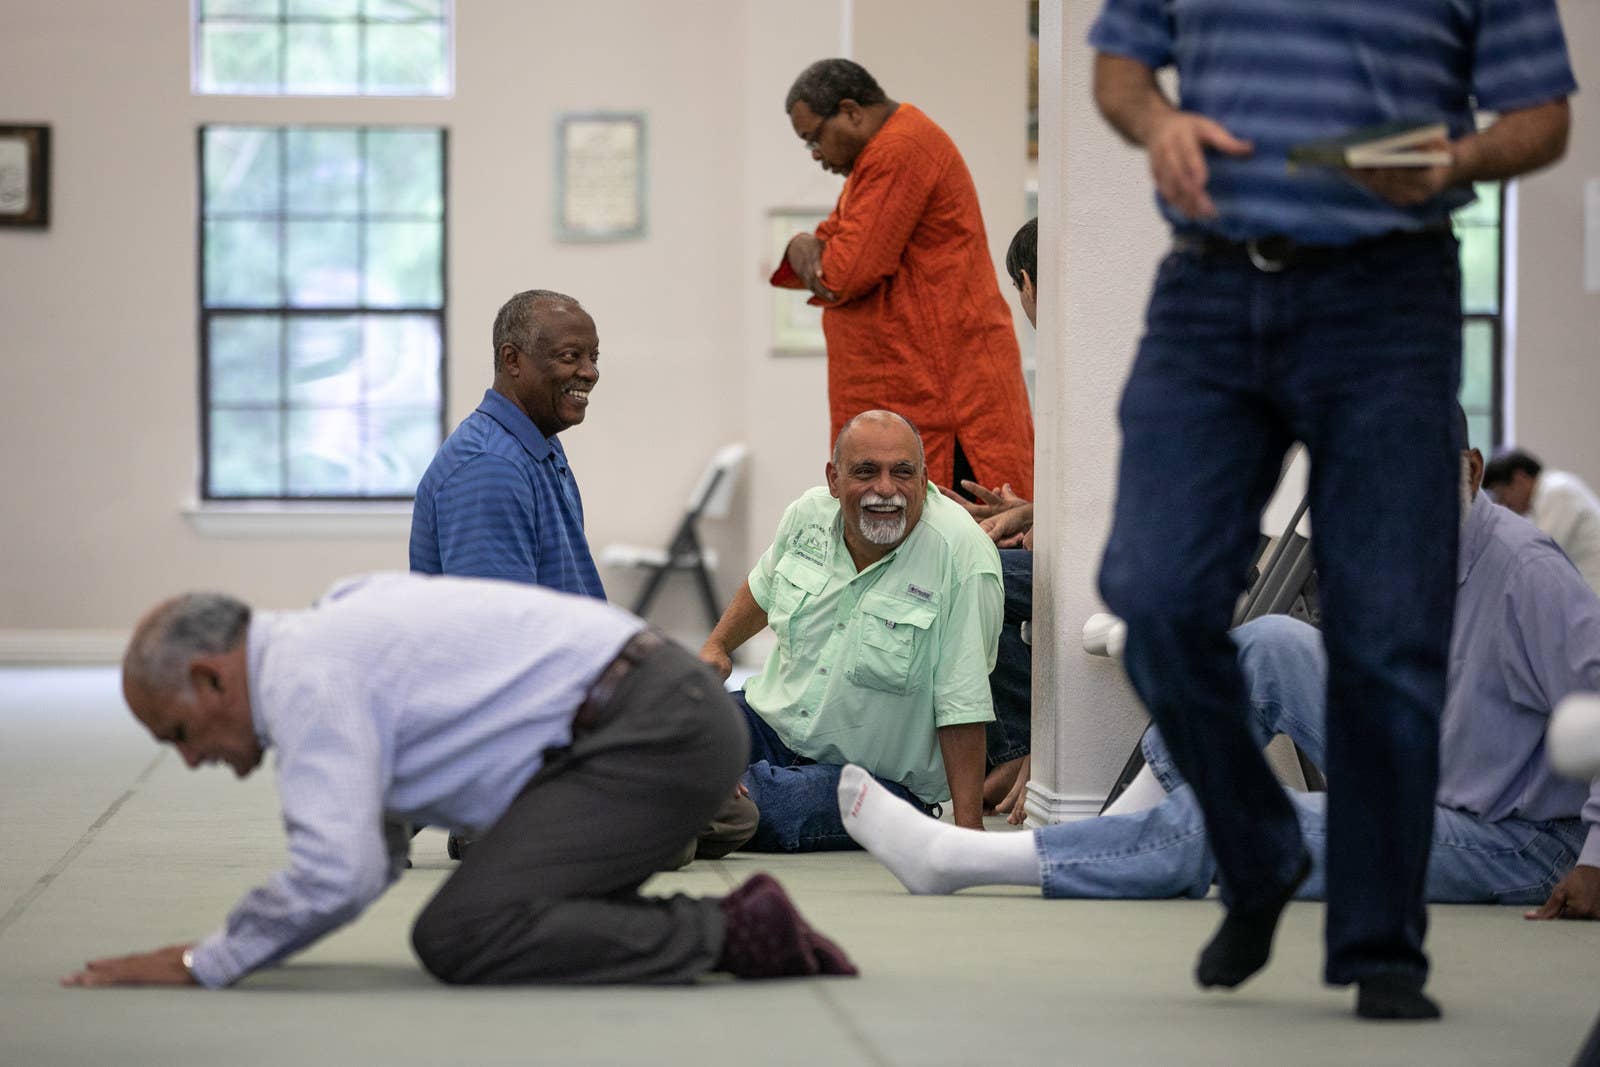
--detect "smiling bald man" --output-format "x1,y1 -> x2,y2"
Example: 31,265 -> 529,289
699,411 -> 1003,852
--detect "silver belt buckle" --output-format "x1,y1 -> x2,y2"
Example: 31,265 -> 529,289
1246,237 -> 1289,273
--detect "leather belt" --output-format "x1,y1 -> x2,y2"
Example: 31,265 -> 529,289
572,628 -> 665,734
1172,222 -> 1453,273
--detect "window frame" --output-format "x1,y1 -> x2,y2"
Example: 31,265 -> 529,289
191,0 -> 456,99
1456,182 -> 1506,452
195,122 -> 450,503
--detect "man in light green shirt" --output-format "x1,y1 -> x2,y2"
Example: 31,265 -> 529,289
700,411 -> 1003,851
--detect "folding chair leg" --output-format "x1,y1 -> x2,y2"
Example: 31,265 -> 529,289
692,559 -> 721,631
1106,492 -> 1325,812
1099,733 -> 1151,814
630,564 -> 672,618
1295,745 -> 1327,792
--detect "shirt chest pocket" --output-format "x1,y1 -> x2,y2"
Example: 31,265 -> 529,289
849,591 -> 938,695
770,555 -> 830,644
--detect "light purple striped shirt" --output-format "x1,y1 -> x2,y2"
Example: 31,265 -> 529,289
1442,493 -> 1600,869
188,572 -> 644,987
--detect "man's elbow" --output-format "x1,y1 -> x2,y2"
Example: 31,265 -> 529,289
298,859 -> 391,922
1510,97 -> 1572,175
1540,98 -> 1571,169
1090,72 -> 1116,129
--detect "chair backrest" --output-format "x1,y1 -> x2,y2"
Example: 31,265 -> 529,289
687,443 -> 749,520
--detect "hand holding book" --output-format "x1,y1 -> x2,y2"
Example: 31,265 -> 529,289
1289,120 -> 1456,206
1288,120 -> 1451,169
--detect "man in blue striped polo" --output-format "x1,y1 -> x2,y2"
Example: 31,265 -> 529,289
1087,0 -> 1575,1020
409,290 -> 756,863
410,289 -> 605,597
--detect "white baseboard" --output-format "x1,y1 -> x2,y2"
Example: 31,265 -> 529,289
0,631 -> 127,665
1021,780 -> 1105,828
181,500 -> 412,538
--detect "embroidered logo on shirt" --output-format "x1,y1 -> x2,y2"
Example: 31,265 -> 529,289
905,583 -> 933,602
792,523 -> 832,567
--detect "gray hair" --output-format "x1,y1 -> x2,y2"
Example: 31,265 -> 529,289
125,593 -> 251,697
831,409 -> 925,470
492,289 -> 582,372
785,58 -> 888,116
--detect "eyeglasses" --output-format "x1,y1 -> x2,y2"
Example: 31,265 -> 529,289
800,111 -> 838,152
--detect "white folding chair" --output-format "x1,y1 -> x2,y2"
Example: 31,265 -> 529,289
1094,445 -> 1325,812
600,443 -> 748,628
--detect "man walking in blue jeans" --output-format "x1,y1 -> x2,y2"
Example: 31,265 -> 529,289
1087,0 -> 1574,1019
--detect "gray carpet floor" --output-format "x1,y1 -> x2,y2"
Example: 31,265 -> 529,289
3,667 -> 1596,1066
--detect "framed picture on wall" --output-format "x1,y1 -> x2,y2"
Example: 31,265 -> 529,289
769,206 -> 830,356
0,124 -> 50,229
555,112 -> 646,242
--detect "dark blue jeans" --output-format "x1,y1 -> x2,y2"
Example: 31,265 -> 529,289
1097,232 -> 1461,987
731,691 -> 931,852
986,548 -> 1034,767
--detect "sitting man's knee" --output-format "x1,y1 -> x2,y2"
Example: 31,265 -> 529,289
1232,614 -> 1321,666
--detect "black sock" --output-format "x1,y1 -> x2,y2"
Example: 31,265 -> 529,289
1196,852 -> 1311,989
1356,975 -> 1441,1021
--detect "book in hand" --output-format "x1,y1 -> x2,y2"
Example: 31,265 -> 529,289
1288,120 -> 1450,170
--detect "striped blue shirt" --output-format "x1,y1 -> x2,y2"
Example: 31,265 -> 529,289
1089,0 -> 1577,243
188,572 -> 645,988
409,389 -> 605,599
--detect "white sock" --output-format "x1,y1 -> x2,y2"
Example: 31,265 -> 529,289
1101,764 -> 1167,816
838,765 -> 1042,894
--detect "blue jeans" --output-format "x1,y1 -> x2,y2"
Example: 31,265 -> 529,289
1037,616 -> 1584,911
1097,233 -> 1463,986
986,549 -> 1033,766
731,691 -> 931,852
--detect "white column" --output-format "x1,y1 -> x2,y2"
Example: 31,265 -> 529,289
1024,0 -> 1170,823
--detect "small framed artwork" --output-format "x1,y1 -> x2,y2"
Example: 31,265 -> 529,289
555,112 -> 646,242
0,124 -> 50,229
769,207 -> 830,355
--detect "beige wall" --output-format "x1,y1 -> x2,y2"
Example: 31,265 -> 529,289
1510,0 -> 1600,489
0,0 -> 1029,643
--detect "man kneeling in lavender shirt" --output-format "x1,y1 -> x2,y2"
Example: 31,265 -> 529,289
63,573 -> 855,989
841,433 -> 1600,1008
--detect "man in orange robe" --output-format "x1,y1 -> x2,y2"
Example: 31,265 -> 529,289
772,58 -> 1035,498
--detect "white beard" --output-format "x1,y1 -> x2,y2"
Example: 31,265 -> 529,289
858,492 -> 908,545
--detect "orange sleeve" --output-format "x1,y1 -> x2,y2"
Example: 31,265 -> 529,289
768,204 -> 844,291
815,135 -> 942,304
814,206 -> 842,243
769,258 -> 807,290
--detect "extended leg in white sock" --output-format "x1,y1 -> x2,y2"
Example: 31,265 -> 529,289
837,765 -> 1042,894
